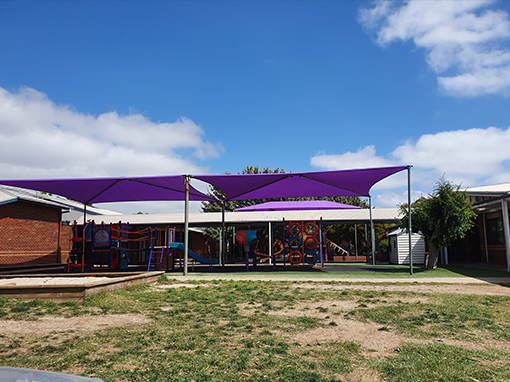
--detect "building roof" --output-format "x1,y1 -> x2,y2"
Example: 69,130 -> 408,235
81,207 -> 401,227
461,182 -> 510,213
464,182 -> 510,196
0,187 -> 68,209
0,186 -> 121,216
235,200 -> 362,211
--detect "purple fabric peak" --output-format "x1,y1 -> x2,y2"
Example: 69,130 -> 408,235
235,200 -> 362,211
195,166 -> 407,200
0,176 -> 216,204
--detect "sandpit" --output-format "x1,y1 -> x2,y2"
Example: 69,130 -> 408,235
0,272 -> 163,301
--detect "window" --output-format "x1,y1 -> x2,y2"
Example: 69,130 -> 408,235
487,217 -> 504,245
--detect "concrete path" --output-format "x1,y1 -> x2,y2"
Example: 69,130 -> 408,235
166,273 -> 510,285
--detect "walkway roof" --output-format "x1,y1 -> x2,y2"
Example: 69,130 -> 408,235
235,200 -> 361,211
82,208 -> 401,227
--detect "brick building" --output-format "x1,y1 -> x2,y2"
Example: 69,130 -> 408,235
0,186 -> 123,267
0,191 -> 71,266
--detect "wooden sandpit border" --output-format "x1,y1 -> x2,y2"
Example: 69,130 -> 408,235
0,271 -> 164,301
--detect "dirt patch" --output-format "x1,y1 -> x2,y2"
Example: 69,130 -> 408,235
345,367 -> 384,382
288,316 -> 417,359
152,283 -> 212,289
296,282 -> 510,296
0,277 -> 112,286
238,295 -> 430,319
0,314 -> 152,334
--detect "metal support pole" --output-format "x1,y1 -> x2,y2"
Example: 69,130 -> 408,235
268,222 -> 273,265
232,226 -> 236,264
83,204 -> 88,272
184,176 -> 190,276
501,198 -> 510,272
483,213 -> 489,263
166,226 -> 170,272
369,197 -> 375,265
282,218 -> 286,267
354,224 -> 358,261
320,217 -> 324,268
408,165 -> 413,275
364,224 -> 368,260
220,201 -> 225,266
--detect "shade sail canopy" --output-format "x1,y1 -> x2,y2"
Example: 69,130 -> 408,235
0,176 -> 216,204
195,166 -> 407,200
235,200 -> 362,211
0,166 -> 408,205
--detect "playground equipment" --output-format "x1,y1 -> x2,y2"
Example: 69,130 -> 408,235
69,220 -> 183,272
67,221 -> 93,272
236,230 -> 258,271
326,238 -> 351,260
146,226 -> 176,271
282,219 -> 325,267
254,239 -> 284,264
233,220 -> 325,271
68,217 -> 325,273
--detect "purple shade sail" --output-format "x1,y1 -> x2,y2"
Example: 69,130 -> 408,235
0,166 -> 408,205
0,176 -> 216,204
195,166 -> 407,200
235,200 -> 363,211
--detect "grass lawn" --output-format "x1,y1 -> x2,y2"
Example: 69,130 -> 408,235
172,263 -> 510,280
1,275 -> 510,381
323,264 -> 510,279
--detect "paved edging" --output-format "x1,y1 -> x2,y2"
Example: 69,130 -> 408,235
166,274 -> 510,284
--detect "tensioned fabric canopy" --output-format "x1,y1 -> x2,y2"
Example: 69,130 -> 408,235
235,200 -> 362,211
195,166 -> 407,200
0,175 -> 216,204
0,166 -> 408,203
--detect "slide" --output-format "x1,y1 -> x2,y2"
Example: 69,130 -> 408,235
170,242 -> 219,265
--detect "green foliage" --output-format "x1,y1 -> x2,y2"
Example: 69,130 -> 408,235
399,177 -> 476,260
378,238 -> 389,254
201,165 -> 286,214
157,274 -> 169,283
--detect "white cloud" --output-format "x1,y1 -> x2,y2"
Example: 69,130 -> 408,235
376,189 -> 426,209
311,146 -> 396,170
311,146 -> 407,190
392,126 -> 510,185
359,0 -> 510,96
311,126 -> 510,207
0,86 -> 224,180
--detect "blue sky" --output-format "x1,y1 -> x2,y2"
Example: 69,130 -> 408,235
1,0 -> 510,214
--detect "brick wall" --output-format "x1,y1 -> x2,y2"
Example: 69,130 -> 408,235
0,201 -> 71,265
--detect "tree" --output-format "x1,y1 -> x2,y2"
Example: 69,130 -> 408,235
399,177 -> 476,269
200,165 -> 285,213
